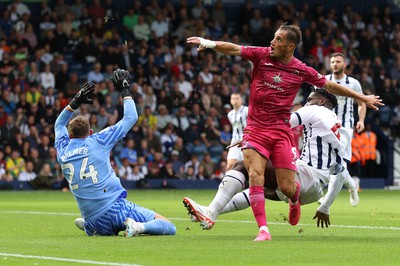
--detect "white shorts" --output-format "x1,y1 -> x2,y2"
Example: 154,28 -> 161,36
227,145 -> 244,161
276,160 -> 325,205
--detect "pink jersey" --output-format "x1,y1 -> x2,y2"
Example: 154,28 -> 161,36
241,46 -> 327,129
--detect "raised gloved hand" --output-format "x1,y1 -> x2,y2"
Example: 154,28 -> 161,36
111,68 -> 132,98
69,82 -> 96,110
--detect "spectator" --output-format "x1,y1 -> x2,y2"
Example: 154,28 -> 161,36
169,82 -> 186,111
134,15 -> 151,42
184,154 -> 200,177
44,147 -> 60,178
18,160 -> 36,182
138,105 -> 157,131
142,85 -> 157,112
184,165 -> 197,180
170,150 -> 184,178
159,160 -> 176,179
0,150 -> 12,181
70,0 -> 85,20
104,95 -> 118,125
87,0 -> 105,19
29,163 -> 55,189
118,157 -> 133,180
156,88 -> 173,112
200,152 -> 216,179
120,139 -> 138,166
156,104 -> 173,131
160,122 -> 178,157
87,62 -> 104,83
37,134 -> 51,159
198,65 -> 213,86
0,116 -> 18,148
40,64 -> 55,91
249,9 -> 263,39
123,8 -> 138,33
145,128 -> 162,154
64,72 -> 81,98
55,62 -> 69,92
5,150 -> 25,180
147,152 -> 165,179
151,12 -> 169,40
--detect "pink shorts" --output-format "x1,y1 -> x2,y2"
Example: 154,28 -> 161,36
242,126 -> 297,171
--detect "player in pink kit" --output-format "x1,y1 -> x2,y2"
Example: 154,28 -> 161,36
186,23 -> 383,241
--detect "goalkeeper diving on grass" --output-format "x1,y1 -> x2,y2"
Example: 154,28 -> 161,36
55,69 -> 176,237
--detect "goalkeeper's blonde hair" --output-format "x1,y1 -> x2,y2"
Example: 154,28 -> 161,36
68,116 -> 90,138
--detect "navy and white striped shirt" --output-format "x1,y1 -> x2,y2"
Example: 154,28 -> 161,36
327,74 -> 363,130
290,105 -> 346,174
227,105 -> 249,143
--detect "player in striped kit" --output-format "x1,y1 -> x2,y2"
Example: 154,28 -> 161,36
226,93 -> 249,170
184,89 -> 348,230
322,52 -> 365,206
55,69 -> 176,237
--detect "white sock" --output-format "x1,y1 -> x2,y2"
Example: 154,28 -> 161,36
137,222 -> 145,234
342,169 -> 356,191
208,170 -> 246,218
220,189 -> 250,214
259,225 -> 269,233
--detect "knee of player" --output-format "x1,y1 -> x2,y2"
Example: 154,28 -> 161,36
232,161 -> 248,178
279,183 -> 294,197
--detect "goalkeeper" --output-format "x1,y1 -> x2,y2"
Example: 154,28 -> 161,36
54,69 -> 176,237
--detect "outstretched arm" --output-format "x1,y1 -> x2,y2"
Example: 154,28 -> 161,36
313,169 -> 346,228
54,82 -> 96,149
111,69 -> 138,133
187,37 -> 241,56
322,80 -> 383,110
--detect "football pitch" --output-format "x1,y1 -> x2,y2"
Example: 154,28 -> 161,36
0,189 -> 399,266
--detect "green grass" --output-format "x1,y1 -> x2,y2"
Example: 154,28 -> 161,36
0,189 -> 399,266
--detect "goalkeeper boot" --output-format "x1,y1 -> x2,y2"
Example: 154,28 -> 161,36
183,197 -> 215,230
124,218 -> 141,237
74,218 -> 85,231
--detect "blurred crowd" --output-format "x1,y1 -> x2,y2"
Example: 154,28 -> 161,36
0,0 -> 399,187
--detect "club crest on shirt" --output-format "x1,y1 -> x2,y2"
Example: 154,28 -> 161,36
273,73 -> 282,83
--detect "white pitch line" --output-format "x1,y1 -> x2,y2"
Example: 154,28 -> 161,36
172,217 -> 400,231
1,210 -> 400,231
1,210 -> 79,216
0,253 -> 143,266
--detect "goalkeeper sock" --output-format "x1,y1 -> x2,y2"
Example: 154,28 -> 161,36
143,220 -> 176,235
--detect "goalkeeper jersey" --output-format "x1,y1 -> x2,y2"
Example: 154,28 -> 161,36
54,99 -> 137,221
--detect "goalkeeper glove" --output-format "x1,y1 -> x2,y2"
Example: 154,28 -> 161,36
69,82 -> 95,110
111,68 -> 132,98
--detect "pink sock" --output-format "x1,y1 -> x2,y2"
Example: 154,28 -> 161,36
290,181 -> 300,203
249,186 -> 267,228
